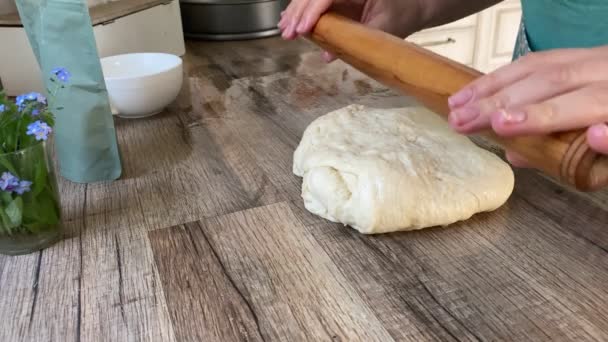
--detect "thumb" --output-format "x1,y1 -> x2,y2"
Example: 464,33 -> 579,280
587,123 -> 608,154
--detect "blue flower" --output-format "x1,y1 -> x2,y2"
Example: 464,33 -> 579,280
16,94 -> 26,107
51,67 -> 71,83
0,104 -> 5,113
14,180 -> 32,195
25,92 -> 45,103
31,109 -> 40,116
16,92 -> 46,111
0,173 -> 32,195
26,120 -> 53,141
35,93 -> 46,104
0,172 -> 19,192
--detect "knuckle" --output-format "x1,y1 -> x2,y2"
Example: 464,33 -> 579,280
472,73 -> 499,95
544,65 -> 580,86
484,73 -> 501,89
479,93 -> 510,112
492,93 -> 511,109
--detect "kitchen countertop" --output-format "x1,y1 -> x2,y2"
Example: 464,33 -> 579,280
2,38 -> 608,341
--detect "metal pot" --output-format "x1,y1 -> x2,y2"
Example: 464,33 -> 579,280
180,0 -> 289,40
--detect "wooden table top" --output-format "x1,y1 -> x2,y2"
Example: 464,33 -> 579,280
2,38 -> 608,341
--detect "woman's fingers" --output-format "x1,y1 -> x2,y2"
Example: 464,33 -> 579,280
448,104 -> 491,133
448,53 -> 541,109
489,82 -> 608,136
448,48 -> 601,110
448,56 -> 541,129
281,0 -> 310,39
451,49 -> 608,147
296,0 -> 334,34
451,58 -> 608,133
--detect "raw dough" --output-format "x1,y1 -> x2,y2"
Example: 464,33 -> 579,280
293,104 -> 514,234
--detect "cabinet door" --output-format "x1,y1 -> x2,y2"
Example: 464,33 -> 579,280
473,0 -> 522,73
406,14 -> 478,66
407,28 -> 477,66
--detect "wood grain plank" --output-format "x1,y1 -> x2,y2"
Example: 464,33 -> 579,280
149,225 -> 265,342
87,84 -> 285,231
21,238 -> 81,341
78,222 -> 176,341
20,179 -> 177,342
294,221 -> 496,341
185,74 -> 303,200
511,168 -> 608,251
153,202 -> 396,341
57,177 -> 87,239
0,178 -> 84,341
0,253 -> 41,341
176,78 -> 287,208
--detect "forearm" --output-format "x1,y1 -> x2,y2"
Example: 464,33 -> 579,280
412,0 -> 502,32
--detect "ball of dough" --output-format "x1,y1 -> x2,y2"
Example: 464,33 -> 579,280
293,104 -> 514,234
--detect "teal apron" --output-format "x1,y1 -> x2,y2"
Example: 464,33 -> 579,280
514,0 -> 608,59
16,0 -> 122,184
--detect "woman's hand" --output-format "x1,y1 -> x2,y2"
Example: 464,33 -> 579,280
278,0 -> 420,61
447,47 -> 608,166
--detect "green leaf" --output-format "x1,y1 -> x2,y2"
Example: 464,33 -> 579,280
0,156 -> 18,176
0,209 -> 12,234
0,191 -> 12,205
22,197 -> 37,221
33,161 -> 48,197
5,197 -> 23,227
22,191 -> 59,225
41,112 -> 55,127
37,195 -> 60,224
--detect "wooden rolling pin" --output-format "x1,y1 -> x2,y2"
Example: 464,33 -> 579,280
308,12 -> 608,192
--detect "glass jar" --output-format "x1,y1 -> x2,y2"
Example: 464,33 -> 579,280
0,141 -> 62,255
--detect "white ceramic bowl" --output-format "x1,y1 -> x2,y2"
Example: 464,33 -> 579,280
101,53 -> 183,118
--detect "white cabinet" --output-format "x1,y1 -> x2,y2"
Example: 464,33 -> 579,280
407,25 -> 478,66
407,15 -> 478,67
474,0 -> 522,72
407,0 -> 522,73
